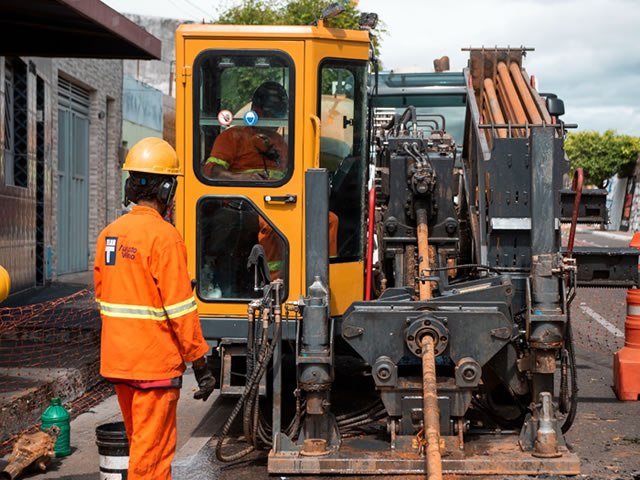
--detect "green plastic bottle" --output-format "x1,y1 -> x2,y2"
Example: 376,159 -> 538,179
40,397 -> 71,457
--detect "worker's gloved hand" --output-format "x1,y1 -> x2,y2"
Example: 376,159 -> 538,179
193,359 -> 216,401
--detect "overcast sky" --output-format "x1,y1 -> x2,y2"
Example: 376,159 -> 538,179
103,0 -> 639,135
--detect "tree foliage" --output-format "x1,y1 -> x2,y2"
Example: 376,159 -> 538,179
564,130 -> 640,187
215,0 -> 383,56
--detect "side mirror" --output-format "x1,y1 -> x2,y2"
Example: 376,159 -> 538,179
546,97 -> 565,117
540,93 -> 565,117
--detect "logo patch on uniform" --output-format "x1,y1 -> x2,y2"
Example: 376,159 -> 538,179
105,237 -> 118,266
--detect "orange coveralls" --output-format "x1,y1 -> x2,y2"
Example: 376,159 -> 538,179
94,205 -> 209,480
205,126 -> 338,277
204,126 -> 287,179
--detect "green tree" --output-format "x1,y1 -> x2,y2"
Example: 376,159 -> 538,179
213,0 -> 384,114
564,130 -> 640,187
215,0 -> 383,56
215,0 -> 281,25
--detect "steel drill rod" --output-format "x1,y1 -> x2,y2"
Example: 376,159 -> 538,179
481,91 -> 493,146
497,62 -> 528,136
508,62 -> 543,125
495,75 -> 521,137
483,78 -> 507,138
421,335 -> 442,480
416,207 -> 432,300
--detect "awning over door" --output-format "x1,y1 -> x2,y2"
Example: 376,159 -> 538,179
0,0 -> 161,59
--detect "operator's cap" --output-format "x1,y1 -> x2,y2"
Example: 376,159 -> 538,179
122,137 -> 181,176
252,81 -> 288,118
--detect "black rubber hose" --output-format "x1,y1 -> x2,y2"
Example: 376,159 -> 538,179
336,399 -> 384,422
337,405 -> 386,427
285,396 -> 304,439
251,379 -> 262,447
339,409 -> 387,432
559,348 -> 569,414
561,313 -> 578,434
255,396 -> 305,448
242,311 -> 256,442
215,320 -> 281,463
244,320 -> 269,448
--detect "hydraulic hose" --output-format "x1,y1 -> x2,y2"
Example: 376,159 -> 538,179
338,406 -> 386,427
244,308 -> 270,448
560,348 -> 569,414
236,292 -> 303,452
395,105 -> 417,136
561,312 -> 578,434
215,316 -> 282,463
337,400 -> 385,425
242,304 -> 258,442
338,407 -> 387,430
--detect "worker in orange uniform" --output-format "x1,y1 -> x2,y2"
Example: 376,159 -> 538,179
94,137 -> 216,480
204,81 -> 338,278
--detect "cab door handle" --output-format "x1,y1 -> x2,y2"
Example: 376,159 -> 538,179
264,194 -> 297,204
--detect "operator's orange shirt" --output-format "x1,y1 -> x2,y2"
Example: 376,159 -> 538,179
204,126 -> 287,178
94,205 -> 208,381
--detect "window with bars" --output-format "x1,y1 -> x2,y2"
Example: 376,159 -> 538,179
4,59 -> 28,188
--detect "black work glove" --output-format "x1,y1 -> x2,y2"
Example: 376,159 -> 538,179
193,362 -> 216,401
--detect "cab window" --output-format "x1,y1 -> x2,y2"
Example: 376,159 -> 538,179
194,51 -> 294,185
197,197 -> 287,301
318,60 -> 368,260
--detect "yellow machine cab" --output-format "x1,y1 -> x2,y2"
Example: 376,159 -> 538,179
175,22 -> 371,329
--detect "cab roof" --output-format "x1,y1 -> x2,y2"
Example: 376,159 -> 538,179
177,22 -> 370,45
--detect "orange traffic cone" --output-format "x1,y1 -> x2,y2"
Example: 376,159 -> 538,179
613,233 -> 640,401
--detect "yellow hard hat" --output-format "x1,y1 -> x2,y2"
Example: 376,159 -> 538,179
122,137 -> 181,176
0,265 -> 10,303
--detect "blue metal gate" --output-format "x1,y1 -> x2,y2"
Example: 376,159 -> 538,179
57,78 -> 89,275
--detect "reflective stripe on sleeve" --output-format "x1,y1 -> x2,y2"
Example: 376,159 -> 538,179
99,297 -> 197,321
205,156 -> 229,169
163,297 -> 199,319
267,260 -> 282,272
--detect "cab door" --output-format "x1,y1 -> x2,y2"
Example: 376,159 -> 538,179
180,38 -> 305,317
305,39 -> 370,314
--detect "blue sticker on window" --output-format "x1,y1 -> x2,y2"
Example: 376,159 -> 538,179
243,110 -> 258,126
105,237 -> 118,266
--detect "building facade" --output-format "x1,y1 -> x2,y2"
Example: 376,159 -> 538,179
0,57 -> 123,293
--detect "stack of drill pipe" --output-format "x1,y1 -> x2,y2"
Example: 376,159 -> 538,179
479,61 -> 547,141
482,79 -> 507,145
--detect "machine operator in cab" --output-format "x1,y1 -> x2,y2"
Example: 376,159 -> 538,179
94,138 -> 216,479
203,81 -> 338,279
204,81 -> 289,181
